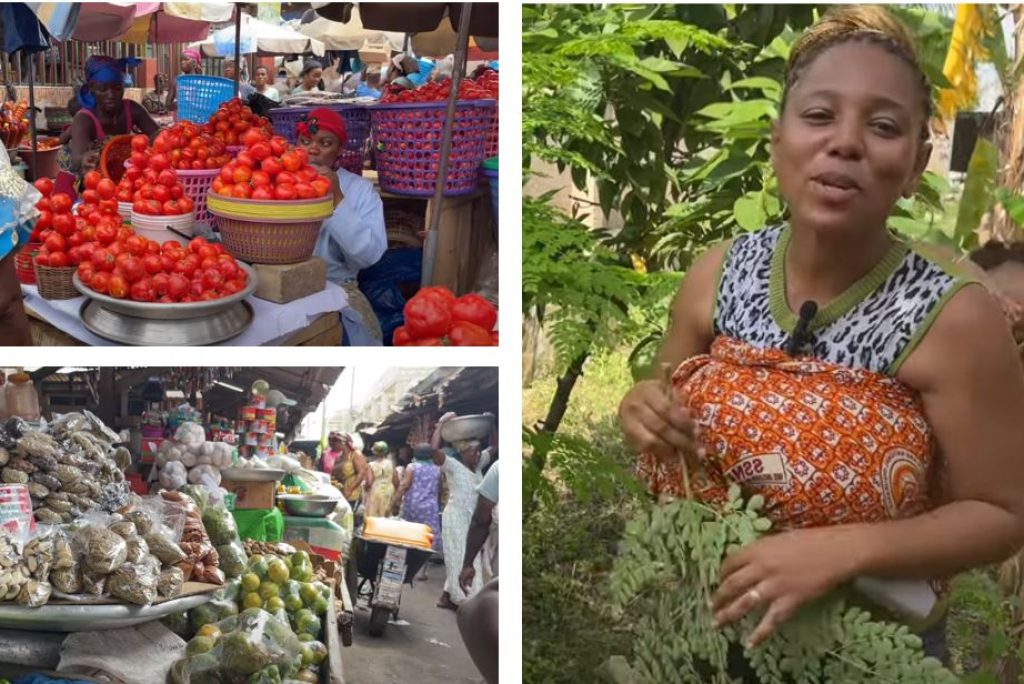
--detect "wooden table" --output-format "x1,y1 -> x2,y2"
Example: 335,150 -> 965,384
26,307 -> 342,347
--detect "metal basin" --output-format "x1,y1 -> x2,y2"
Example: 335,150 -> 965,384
80,300 -> 253,346
278,495 -> 340,518
220,467 -> 286,482
440,414 -> 494,443
73,262 -> 257,320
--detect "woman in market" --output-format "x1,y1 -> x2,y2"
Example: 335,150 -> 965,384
430,413 -> 490,610
142,73 -> 170,116
252,65 -> 281,103
616,6 -> 1024,668
293,60 -> 325,94
60,55 -> 159,180
329,432 -> 372,512
392,443 -> 444,580
296,108 -> 387,345
165,47 -> 202,114
364,441 -> 400,518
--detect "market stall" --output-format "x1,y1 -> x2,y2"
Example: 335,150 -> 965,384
0,367 -> 351,683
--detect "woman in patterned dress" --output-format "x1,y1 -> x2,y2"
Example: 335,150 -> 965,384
393,444 -> 444,580
618,6 -> 1024,667
364,441 -> 399,518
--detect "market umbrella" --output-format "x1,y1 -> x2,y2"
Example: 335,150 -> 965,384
313,3 -> 497,287
117,2 -> 235,44
193,13 -> 326,58
293,7 -> 403,52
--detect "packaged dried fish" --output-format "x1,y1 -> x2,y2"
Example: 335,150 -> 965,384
2,468 -> 28,484
23,533 -> 54,581
108,563 -> 159,606
125,536 -> 150,564
77,527 -> 128,575
145,530 -> 187,565
109,520 -> 137,540
126,509 -> 154,535
50,564 -> 82,594
16,579 -> 50,607
82,570 -> 106,596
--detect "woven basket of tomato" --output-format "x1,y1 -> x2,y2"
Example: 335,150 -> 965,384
15,242 -> 41,285
207,130 -> 336,265
392,287 -> 498,346
371,79 -> 496,197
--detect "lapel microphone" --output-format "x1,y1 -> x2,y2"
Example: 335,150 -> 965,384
785,300 -> 818,357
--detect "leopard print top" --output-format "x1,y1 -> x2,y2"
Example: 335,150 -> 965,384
713,225 -> 973,375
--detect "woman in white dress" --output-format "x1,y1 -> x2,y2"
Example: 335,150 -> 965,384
431,413 -> 490,610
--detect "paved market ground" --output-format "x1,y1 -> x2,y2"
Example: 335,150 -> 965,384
340,560 -> 485,684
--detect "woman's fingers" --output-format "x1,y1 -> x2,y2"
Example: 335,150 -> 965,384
710,561 -> 759,613
712,583 -> 767,629
745,596 -> 799,648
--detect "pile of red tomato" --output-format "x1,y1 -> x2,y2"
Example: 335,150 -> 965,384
116,135 -> 195,216
210,128 -> 333,201
76,235 -> 247,303
380,72 -> 497,104
30,177 -> 121,269
393,288 -> 498,346
203,98 -> 274,148
149,120 -> 232,172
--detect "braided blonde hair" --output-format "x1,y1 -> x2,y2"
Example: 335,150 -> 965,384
783,6 -> 932,139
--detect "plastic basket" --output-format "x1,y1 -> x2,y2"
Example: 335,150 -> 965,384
207,193 -> 333,264
129,211 -> 196,246
226,145 -> 244,155
271,104 -> 371,175
176,168 -> 220,228
34,262 -> 78,300
370,100 -> 496,196
486,111 -> 498,158
15,242 -> 41,285
176,75 -> 235,124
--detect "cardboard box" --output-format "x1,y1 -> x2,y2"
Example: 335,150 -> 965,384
220,479 -> 276,510
359,40 -> 393,66
253,257 -> 327,304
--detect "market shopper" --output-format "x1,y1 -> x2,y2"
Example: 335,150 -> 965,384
460,460 -> 498,592
457,577 -> 499,684
60,56 -> 159,178
252,65 -> 281,103
320,431 -> 345,475
618,5 -> 1024,665
293,60 -> 325,93
142,73 -> 170,115
364,441 -> 399,517
392,443 -> 443,580
431,413 -> 490,609
224,59 -> 257,101
329,432 -> 372,511
296,108 -> 387,345
165,47 -> 202,114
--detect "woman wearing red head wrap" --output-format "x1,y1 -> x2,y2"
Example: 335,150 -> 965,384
297,108 -> 387,345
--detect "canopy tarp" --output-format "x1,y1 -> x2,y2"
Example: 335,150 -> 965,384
119,3 -> 236,44
192,13 -> 325,57
20,2 -> 232,44
292,7 -> 403,52
311,2 -> 498,39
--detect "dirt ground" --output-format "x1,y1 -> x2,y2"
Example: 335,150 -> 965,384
339,560 -> 486,684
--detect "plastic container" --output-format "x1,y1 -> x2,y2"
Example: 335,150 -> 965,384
175,75 -> 235,124
15,242 -> 41,285
175,168 -> 220,228
207,193 -> 333,264
369,100 -> 496,196
117,201 -> 133,225
270,104 -> 371,175
6,373 -> 40,421
482,156 -> 498,224
129,210 -> 195,245
18,144 -> 59,181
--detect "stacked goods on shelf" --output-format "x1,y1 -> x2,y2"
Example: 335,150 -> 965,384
237,397 -> 277,459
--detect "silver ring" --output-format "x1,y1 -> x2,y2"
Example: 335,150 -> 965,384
746,589 -> 763,604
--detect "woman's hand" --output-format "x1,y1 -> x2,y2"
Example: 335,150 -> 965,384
618,380 -> 702,467
710,527 -> 862,647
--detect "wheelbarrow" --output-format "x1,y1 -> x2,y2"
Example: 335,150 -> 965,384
350,534 -> 435,637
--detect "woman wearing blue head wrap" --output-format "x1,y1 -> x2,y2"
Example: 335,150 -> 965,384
57,56 -> 159,178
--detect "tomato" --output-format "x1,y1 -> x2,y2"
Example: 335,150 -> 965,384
94,178 -> 115,200
87,270 -> 110,294
298,166 -> 319,183
274,184 -> 297,201
217,260 -> 239,281
67,246 -> 84,265
35,197 -> 51,212
201,268 -> 225,290
251,186 -> 274,200
159,253 -> 176,273
415,286 -> 457,309
170,185 -> 184,200
310,178 -> 331,197
294,182 -> 316,200
145,199 -> 163,215
162,200 -> 181,215
130,278 -> 156,302
447,320 -> 494,346
179,196 -> 194,213
236,151 -> 255,168
270,137 -> 288,156
221,280 -> 242,295
125,236 -> 147,257
107,274 -> 129,299
182,255 -> 201,278
47,251 -> 68,268
411,337 -> 444,346
275,171 -> 298,186
167,273 -> 189,299
76,262 -> 95,285
157,170 -> 177,187
146,240 -> 161,255
67,232 -> 84,248
50,193 -> 72,214
293,147 -> 309,167
212,243 -> 227,256
132,199 -> 150,215
108,241 -> 126,258
261,157 -> 283,177
241,128 -> 264,147
451,293 -> 497,330
34,251 -> 50,267
33,178 -> 54,196
404,295 -> 452,339
98,199 -> 118,217
232,165 -> 252,183
35,209 -> 53,232
151,272 -> 170,296
250,170 -> 271,188
248,142 -> 272,162
211,178 -> 226,194
392,326 -> 412,346
151,185 -> 171,203
80,189 -> 100,206
281,151 -> 301,172
129,152 -> 148,170
149,153 -> 169,172
232,183 -> 253,199
131,134 -> 149,152
44,233 -> 66,253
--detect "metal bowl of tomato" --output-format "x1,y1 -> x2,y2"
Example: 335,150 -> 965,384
72,261 -> 258,321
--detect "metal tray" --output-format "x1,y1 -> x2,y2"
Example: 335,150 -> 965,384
220,467 -> 286,482
80,299 -> 253,346
440,414 -> 494,442
73,262 -> 257,320
0,591 -> 213,632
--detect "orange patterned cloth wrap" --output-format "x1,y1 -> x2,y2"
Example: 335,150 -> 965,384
637,336 -> 940,530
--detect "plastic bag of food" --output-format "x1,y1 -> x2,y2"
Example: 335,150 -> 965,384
159,461 -> 188,491
168,652 -> 220,684
73,524 -> 128,575
174,423 -> 206,450
126,508 -> 154,535
202,506 -> 240,547
214,577 -> 242,603
162,491 -> 222,583
188,464 -> 222,488
158,566 -> 185,598
145,529 -> 187,565
82,569 -> 106,596
108,517 -> 137,540
125,535 -> 150,564
161,610 -> 192,640
22,527 -> 56,580
16,579 -> 51,607
216,542 -> 247,578
108,563 -> 159,605
51,564 -> 82,594
179,485 -> 212,515
217,607 -> 304,676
